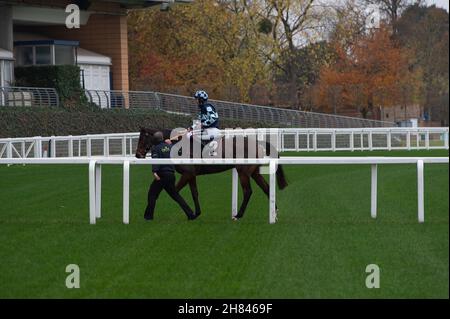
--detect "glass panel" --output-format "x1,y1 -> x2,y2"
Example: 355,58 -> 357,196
55,45 -> 74,65
35,46 -> 52,65
15,46 -> 33,66
3,60 -> 13,86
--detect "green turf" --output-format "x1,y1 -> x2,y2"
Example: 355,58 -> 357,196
0,150 -> 448,298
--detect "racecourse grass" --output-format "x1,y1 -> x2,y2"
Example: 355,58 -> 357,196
0,150 -> 448,298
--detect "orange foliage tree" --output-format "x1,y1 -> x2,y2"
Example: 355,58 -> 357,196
315,25 -> 423,119
128,0 -> 267,102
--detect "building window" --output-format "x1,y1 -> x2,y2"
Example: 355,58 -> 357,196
35,46 -> 52,65
14,41 -> 76,66
15,46 -> 33,66
55,45 -> 74,65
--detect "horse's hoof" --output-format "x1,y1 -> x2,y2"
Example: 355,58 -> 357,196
232,216 -> 239,221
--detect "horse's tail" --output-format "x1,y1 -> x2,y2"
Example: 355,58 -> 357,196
263,141 -> 288,190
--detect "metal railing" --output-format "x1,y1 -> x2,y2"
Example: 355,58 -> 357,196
84,89 -> 395,128
0,86 -> 59,107
84,90 -> 162,109
1,127 -> 448,159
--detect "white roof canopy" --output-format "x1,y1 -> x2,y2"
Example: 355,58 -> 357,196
0,48 -> 14,60
77,48 -> 111,66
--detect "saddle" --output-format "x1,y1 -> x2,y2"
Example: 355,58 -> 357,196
170,133 -> 223,158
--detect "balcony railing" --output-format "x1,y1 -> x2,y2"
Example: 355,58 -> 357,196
0,86 -> 59,107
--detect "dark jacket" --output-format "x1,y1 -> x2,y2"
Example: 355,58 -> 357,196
151,142 -> 175,173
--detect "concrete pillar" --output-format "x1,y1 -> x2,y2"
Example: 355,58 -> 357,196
0,5 -> 13,51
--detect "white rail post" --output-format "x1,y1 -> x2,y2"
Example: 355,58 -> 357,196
306,131 -> 310,152
129,138 -> 133,156
89,160 -> 97,224
371,164 -> 377,218
38,137 -> 43,158
123,160 -> 130,224
269,160 -> 277,224
360,132 -> 363,151
331,130 -> 336,152
313,132 -> 317,152
122,136 -> 127,156
33,137 -> 42,158
279,130 -> 283,153
87,136 -> 92,157
21,141 -> 25,158
350,133 -> 354,152
257,128 -> 264,145
425,131 -> 430,150
51,136 -> 56,158
231,168 -> 238,218
407,131 -> 411,151
369,131 -> 373,151
104,137 -> 109,156
445,130 -> 449,150
417,160 -> 424,223
95,163 -> 102,219
68,136 -> 74,157
387,130 -> 391,151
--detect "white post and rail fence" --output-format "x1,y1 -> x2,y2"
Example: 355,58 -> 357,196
0,156 -> 448,225
0,127 -> 448,159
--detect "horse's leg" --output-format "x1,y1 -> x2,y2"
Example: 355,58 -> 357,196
251,170 -> 270,197
175,173 -> 191,192
234,172 -> 253,220
188,178 -> 202,217
251,170 -> 278,211
176,173 -> 201,216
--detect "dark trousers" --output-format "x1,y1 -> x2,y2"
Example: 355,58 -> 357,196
144,172 -> 195,219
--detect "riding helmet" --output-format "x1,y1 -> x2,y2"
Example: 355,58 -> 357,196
194,90 -> 208,101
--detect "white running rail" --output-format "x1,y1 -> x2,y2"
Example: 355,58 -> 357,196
0,127 -> 448,159
1,156 -> 448,224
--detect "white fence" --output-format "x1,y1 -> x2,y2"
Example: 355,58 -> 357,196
278,127 -> 449,152
1,156 -> 448,224
1,127 -> 448,159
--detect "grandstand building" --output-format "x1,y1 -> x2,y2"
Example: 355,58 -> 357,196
0,0 -> 190,91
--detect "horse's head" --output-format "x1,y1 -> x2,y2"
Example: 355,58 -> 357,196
135,127 -> 158,158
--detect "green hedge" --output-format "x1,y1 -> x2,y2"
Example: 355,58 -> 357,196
0,107 -> 273,138
14,65 -> 85,106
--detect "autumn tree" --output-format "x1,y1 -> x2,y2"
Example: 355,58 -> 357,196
220,0 -> 334,107
128,0 -> 268,102
397,4 -> 449,124
363,0 -> 415,33
316,25 -> 423,119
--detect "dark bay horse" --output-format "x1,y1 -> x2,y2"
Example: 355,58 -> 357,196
135,128 -> 288,220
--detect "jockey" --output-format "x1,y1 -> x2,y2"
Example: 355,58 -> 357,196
190,90 -> 221,141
